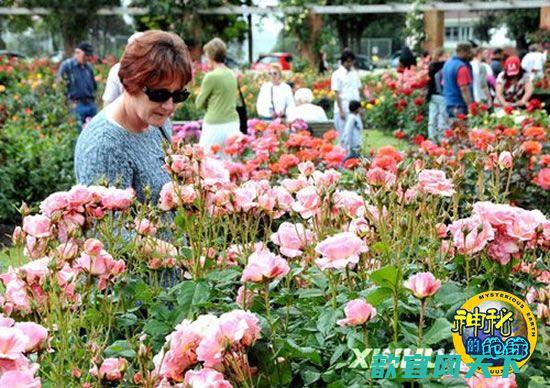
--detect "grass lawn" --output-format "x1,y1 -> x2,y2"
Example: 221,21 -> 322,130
363,129 -> 410,153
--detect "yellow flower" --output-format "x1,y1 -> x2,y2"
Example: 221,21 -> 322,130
483,120 -> 489,125
379,95 -> 385,102
0,85 -> 5,92
366,103 -> 374,110
374,98 -> 380,105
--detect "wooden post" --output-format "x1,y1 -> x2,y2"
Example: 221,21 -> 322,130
423,10 -> 444,53
541,6 -> 550,30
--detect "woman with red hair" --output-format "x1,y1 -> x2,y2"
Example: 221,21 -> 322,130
75,30 -> 193,204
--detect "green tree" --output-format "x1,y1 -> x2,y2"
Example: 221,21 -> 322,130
133,0 -> 248,60
501,8 -> 540,50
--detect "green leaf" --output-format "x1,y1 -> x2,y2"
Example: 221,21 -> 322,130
116,313 -> 138,327
330,344 -> 347,365
423,318 -> 452,346
143,320 -> 171,338
370,266 -> 399,288
302,369 -> 321,384
104,340 -> 136,359
366,287 -> 393,306
316,308 -> 338,337
297,289 -> 325,299
175,280 -> 211,319
285,339 -> 322,365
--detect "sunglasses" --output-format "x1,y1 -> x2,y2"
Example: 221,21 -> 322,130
143,87 -> 190,103
268,72 -> 279,76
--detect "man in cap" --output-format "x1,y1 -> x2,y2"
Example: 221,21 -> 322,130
57,41 -> 98,128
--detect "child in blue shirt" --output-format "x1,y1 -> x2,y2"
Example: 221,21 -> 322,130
342,100 -> 364,158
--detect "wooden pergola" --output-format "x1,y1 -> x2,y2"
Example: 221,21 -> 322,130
1,1 -> 549,57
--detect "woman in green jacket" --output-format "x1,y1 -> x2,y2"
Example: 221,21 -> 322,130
196,38 -> 240,157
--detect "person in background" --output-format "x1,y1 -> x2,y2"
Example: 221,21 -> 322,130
427,48 -> 448,141
521,44 -> 547,80
490,48 -> 504,77
319,52 -> 329,74
420,49 -> 431,65
342,100 -> 364,158
57,41 -> 97,129
256,63 -> 295,120
286,88 -> 328,122
496,55 -> 534,108
470,47 -> 493,105
196,38 -> 240,156
102,32 -> 144,106
442,42 -> 474,118
398,45 -> 417,71
331,50 -> 361,140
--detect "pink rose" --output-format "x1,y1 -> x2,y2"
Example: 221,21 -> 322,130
466,374 -> 517,388
281,178 -> 308,193
315,232 -> 368,270
448,215 -> 495,254
241,249 -> 290,282
498,151 -> 513,169
0,327 -> 29,360
234,183 -> 258,212
201,157 -> 230,186
22,215 -> 51,238
312,169 -> 341,190
404,272 -> 441,299
270,222 -> 313,258
39,191 -> 69,217
333,190 -> 364,218
418,169 -> 455,197
337,299 -> 377,326
84,238 -> 104,256
505,209 -> 546,241
56,240 -> 79,260
0,314 -> 15,328
0,371 -> 41,388
90,357 -> 128,382
292,186 -> 321,219
101,188 -> 135,210
366,167 -> 396,188
20,257 -> 50,285
159,182 -> 177,211
184,368 -> 232,388
534,168 -> 550,190
298,161 -> 315,177
487,235 -> 520,265
13,322 -> 48,353
134,218 -> 157,236
178,184 -> 198,205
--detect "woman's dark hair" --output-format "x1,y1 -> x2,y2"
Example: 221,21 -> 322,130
504,67 -> 525,80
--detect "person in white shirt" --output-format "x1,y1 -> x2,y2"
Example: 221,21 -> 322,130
342,100 -> 364,158
470,47 -> 493,104
331,50 -> 362,140
521,44 -> 547,80
256,64 -> 295,120
286,88 -> 328,122
102,32 -> 144,106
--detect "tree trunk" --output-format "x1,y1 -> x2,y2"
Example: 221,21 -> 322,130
299,12 -> 324,69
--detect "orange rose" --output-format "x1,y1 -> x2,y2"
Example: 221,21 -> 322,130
523,126 -> 546,140
533,168 -> 550,190
521,141 -> 542,155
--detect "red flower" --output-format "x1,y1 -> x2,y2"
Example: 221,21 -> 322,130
526,98 -> 542,112
413,135 -> 426,145
503,106 -> 514,114
413,97 -> 424,106
468,102 -> 479,116
456,113 -> 466,120
343,158 -> 361,169
393,130 -> 406,139
414,114 -> 424,123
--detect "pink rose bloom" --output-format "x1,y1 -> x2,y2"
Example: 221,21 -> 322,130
218,310 -> 261,347
159,182 -> 178,211
13,322 -> 48,353
537,303 -> 549,321
91,357 -> 128,382
270,222 -> 313,258
179,184 -> 198,205
20,257 -> 50,285
435,223 -> 448,238
337,299 -> 377,326
0,371 -> 41,388
472,202 -> 516,228
0,327 -> 29,360
366,167 -> 396,188
134,218 -> 157,236
333,190 -> 364,218
67,185 -> 93,210
448,215 -> 495,255
418,169 -> 455,197
56,240 -> 79,260
170,154 -> 191,174
347,217 -> 370,236
505,209 -> 546,241
236,286 -> 257,309
272,186 -> 294,212
101,188 -> 135,210
315,232 -> 368,270
534,168 -> 550,190
201,157 -> 230,186
184,368 -> 232,388
298,161 -> 315,177
404,272 -> 442,299
0,314 -> 15,328
234,183 -> 259,212
466,374 -> 516,388
487,235 -> 520,265
22,215 -> 51,238
39,191 -> 69,217
241,249 -> 290,283
84,238 -> 104,256
311,169 -> 341,190
154,320 -> 201,382
498,151 -> 513,169
280,178 -> 308,193
292,186 -> 321,219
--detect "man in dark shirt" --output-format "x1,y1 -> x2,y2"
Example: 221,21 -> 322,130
57,42 -> 97,129
490,48 -> 504,77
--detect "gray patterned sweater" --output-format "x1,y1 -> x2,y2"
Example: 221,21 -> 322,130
74,111 -> 171,203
